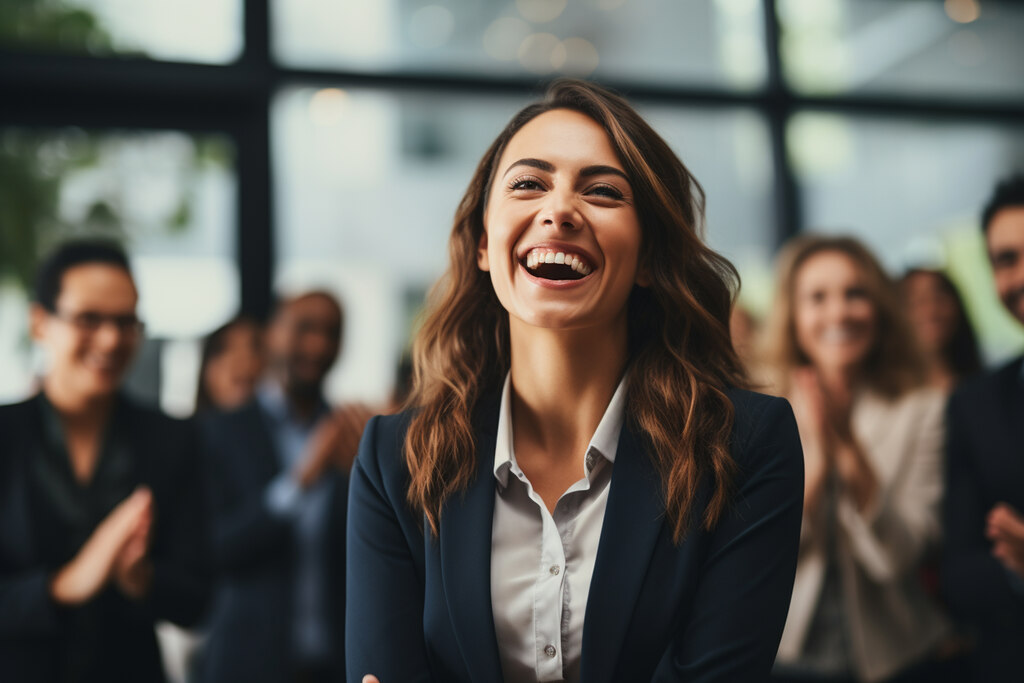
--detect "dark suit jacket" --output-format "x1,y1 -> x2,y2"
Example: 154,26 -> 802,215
346,388 -> 804,682
199,400 -> 347,683
0,393 -> 210,683
943,355 -> 1024,681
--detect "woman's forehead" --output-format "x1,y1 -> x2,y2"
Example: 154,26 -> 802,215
497,109 -> 623,173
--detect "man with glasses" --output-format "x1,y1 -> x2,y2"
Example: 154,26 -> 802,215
0,240 -> 210,682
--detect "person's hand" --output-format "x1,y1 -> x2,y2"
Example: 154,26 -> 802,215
790,368 -> 830,516
820,375 -> 855,444
49,487 -> 153,606
297,403 -> 376,487
987,503 -> 1024,578
112,494 -> 154,600
790,367 -> 828,448
832,441 -> 878,513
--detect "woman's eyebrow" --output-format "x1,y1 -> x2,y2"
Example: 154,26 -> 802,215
502,158 -> 554,177
580,164 -> 629,181
502,159 -> 630,183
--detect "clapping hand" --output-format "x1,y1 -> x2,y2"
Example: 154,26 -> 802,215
49,487 -> 154,605
112,491 -> 154,600
297,403 -> 376,488
987,502 -> 1024,579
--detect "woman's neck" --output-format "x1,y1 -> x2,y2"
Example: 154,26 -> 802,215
815,362 -> 862,396
924,355 -> 955,392
508,319 -> 628,461
42,376 -> 114,429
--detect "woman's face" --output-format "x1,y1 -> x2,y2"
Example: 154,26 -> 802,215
478,108 -> 645,334
793,250 -> 878,375
902,271 -> 959,353
203,322 -> 264,410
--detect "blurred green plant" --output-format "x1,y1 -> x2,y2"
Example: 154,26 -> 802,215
0,0 -> 114,55
0,129 -> 233,293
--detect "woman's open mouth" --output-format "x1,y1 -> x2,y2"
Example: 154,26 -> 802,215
521,248 -> 593,281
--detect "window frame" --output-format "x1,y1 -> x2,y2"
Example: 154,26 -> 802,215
1,0 -> 1022,320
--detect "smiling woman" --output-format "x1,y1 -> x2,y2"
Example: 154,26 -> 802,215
346,79 -> 805,683
762,235 -> 951,682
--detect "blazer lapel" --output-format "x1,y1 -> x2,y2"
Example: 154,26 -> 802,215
439,395 -> 504,683
580,422 -> 665,683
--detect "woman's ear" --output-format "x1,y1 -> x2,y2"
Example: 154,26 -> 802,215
29,304 -> 49,342
476,229 -> 490,272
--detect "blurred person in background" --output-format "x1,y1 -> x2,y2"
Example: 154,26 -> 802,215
199,290 -> 352,683
943,174 -> 1024,682
0,240 -> 210,682
899,269 -> 982,393
194,315 -> 265,414
764,235 -> 951,683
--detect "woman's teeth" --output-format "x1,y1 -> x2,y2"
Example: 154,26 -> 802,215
524,249 -> 592,276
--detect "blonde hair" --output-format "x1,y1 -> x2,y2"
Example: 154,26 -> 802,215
762,234 -> 924,397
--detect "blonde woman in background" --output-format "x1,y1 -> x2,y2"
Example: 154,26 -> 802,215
764,235 -> 951,683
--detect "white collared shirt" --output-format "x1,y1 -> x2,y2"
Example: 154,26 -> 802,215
490,372 -> 628,683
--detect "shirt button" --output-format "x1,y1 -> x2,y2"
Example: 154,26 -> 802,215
544,644 -> 557,658
549,565 -> 560,576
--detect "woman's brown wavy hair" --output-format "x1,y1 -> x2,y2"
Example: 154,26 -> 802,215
762,234 -> 925,397
405,79 -> 747,542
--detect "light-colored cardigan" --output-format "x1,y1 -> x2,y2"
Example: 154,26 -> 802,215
776,387 -> 951,683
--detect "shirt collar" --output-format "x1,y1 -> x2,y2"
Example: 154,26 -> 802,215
256,380 -> 328,427
492,371 -> 628,488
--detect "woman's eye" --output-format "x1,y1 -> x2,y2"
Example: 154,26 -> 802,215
588,184 -> 624,200
847,286 -> 869,301
509,178 -> 544,191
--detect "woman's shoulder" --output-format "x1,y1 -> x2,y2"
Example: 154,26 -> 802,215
353,410 -> 416,489
725,387 -> 801,469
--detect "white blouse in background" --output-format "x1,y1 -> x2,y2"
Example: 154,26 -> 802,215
490,373 -> 628,683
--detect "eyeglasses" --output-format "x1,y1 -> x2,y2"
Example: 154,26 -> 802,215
52,310 -> 145,337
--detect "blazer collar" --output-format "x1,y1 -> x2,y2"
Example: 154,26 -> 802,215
438,394 -> 665,683
438,391 -> 505,683
580,421 -> 665,683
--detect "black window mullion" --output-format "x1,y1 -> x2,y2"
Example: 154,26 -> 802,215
237,0 -> 274,320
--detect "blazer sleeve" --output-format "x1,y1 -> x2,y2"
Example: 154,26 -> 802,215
941,389 -> 1024,627
652,396 -> 804,681
0,571 -> 62,637
834,391 -> 945,583
346,415 -> 434,683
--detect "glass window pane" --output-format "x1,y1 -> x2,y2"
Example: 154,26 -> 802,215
0,128 -> 237,410
778,0 -> 1024,100
0,0 -> 243,64
273,0 -> 767,89
788,112 -> 1024,362
639,104 -> 775,310
273,86 -> 774,404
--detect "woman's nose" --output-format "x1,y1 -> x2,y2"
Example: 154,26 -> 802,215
539,188 -> 581,231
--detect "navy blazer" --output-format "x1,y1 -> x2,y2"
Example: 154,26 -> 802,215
0,394 -> 210,683
199,400 -> 347,683
346,388 -> 803,682
943,355 -> 1024,681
